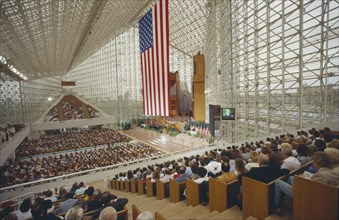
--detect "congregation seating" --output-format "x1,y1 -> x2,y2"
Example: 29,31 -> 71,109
242,161 -> 314,220
106,127 -> 338,220
294,176 -> 338,220
208,178 -> 239,212
1,134 -> 162,187
4,126 -> 338,219
45,95 -> 100,122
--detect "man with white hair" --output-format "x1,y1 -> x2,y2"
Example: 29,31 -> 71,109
137,211 -> 154,220
65,206 -> 84,220
99,207 -> 117,220
241,154 -> 289,184
281,148 -> 301,171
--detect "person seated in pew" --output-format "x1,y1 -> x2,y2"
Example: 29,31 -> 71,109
65,206 -> 84,220
14,198 -> 32,220
87,189 -> 102,212
190,163 -> 200,181
216,156 -> 237,184
74,182 -> 87,196
238,154 -> 289,185
83,186 -> 95,201
44,189 -> 58,203
325,139 -> 339,171
40,200 -> 61,220
91,191 -> 128,220
244,151 -> 260,171
296,143 -> 311,165
206,160 -> 222,178
274,151 -> 338,215
194,167 -> 209,206
54,193 -> 78,214
159,169 -> 172,183
151,169 -> 160,183
281,148 -> 301,171
137,211 -> 154,220
234,158 -> 248,177
174,166 -> 190,183
98,207 -> 117,220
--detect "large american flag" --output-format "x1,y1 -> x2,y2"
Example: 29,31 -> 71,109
139,0 -> 169,116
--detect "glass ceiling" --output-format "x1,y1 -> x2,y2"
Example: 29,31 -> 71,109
0,0 -> 207,80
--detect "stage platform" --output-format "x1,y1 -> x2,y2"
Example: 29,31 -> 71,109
121,128 -> 207,153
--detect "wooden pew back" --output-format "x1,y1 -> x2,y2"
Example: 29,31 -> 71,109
115,179 -> 120,190
169,179 -> 186,203
294,176 -> 338,220
242,161 -> 314,220
156,179 -> 169,200
117,206 -> 129,220
209,178 -> 239,212
185,179 -> 200,207
154,211 -> 166,220
131,180 -> 138,194
137,179 -> 146,195
119,180 -> 125,191
146,179 -> 157,197
242,176 -> 275,220
125,180 -> 131,192
132,204 -> 141,220
111,179 -> 116,189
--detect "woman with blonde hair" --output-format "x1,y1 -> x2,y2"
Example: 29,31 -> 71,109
245,151 -> 260,171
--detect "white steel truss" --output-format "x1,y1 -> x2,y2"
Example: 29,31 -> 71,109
205,0 -> 339,141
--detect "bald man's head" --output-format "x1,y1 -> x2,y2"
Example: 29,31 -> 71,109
99,207 -> 117,220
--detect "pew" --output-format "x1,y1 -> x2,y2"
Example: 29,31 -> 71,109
185,179 -> 200,207
242,176 -> 275,220
154,211 -> 166,220
111,179 -> 116,189
294,176 -> 338,220
169,179 -> 186,203
137,179 -> 146,195
132,204 -> 141,220
117,206 -> 129,220
146,179 -> 157,197
131,180 -> 138,194
115,179 -> 120,190
125,180 -> 131,192
156,179 -> 169,200
119,180 -> 125,191
209,178 -> 239,212
242,161 -> 313,220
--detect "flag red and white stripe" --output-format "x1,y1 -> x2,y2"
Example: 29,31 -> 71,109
139,0 -> 169,116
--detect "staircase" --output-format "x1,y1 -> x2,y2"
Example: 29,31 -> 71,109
88,180 -> 293,220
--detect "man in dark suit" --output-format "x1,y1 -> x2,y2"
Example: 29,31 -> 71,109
241,154 -> 289,184
91,191 -> 128,220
